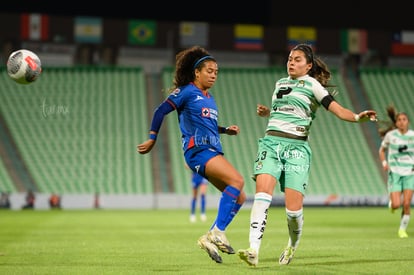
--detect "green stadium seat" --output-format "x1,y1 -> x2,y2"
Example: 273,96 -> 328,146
0,67 -> 153,194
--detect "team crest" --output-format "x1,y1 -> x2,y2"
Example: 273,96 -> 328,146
297,80 -> 305,87
201,107 -> 210,117
255,161 -> 263,170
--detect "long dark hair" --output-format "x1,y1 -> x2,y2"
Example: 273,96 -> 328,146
292,44 -> 332,88
377,105 -> 408,138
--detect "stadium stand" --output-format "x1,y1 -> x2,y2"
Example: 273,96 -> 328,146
0,66 -> 153,195
360,68 -> 414,124
0,64 -> 392,207
0,158 -> 15,193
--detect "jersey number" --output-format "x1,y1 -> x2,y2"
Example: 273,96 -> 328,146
255,150 -> 267,162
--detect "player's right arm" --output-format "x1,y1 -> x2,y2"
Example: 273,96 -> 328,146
137,100 -> 175,154
378,134 -> 390,171
257,104 -> 270,117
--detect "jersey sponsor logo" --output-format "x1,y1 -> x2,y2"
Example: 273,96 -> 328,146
278,107 -> 294,112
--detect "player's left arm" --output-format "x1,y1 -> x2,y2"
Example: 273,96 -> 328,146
327,100 -> 377,123
218,125 -> 240,135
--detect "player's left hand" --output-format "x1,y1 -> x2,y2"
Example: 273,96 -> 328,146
225,125 -> 240,135
358,110 -> 377,122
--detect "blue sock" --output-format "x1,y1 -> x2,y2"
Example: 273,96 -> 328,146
211,185 -> 240,231
200,194 -> 206,214
224,203 -> 242,228
191,198 -> 196,215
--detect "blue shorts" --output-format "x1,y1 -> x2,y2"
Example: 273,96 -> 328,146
184,146 -> 222,179
192,172 -> 208,189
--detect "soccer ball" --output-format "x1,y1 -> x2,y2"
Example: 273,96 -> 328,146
7,49 -> 42,84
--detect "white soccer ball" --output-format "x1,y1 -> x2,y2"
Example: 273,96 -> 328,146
7,49 -> 42,84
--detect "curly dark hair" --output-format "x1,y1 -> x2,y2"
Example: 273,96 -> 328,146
171,46 -> 216,90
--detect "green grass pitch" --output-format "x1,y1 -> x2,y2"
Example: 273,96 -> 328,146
0,207 -> 412,274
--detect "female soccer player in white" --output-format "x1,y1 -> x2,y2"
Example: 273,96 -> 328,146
238,43 -> 377,267
379,107 -> 414,238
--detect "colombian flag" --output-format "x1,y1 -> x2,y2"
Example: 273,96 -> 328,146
234,24 -> 263,51
287,26 -> 316,51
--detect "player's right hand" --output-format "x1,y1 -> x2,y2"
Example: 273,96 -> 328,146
137,140 -> 156,154
257,104 -> 270,117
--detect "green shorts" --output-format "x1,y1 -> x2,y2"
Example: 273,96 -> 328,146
252,135 -> 312,195
387,172 -> 414,193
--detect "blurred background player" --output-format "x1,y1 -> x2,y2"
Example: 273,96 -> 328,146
22,190 -> 35,209
190,171 -> 208,223
49,193 -> 61,209
378,106 -> 414,238
0,192 -> 11,209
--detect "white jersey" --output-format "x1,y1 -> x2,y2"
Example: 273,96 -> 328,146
266,74 -> 331,137
381,128 -> 414,176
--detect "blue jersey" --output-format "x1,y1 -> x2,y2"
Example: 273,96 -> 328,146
166,83 -> 223,153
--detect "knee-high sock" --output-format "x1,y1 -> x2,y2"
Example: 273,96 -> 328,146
212,185 -> 240,231
200,194 -> 206,214
224,202 -> 242,228
286,208 -> 304,249
400,214 -> 410,230
191,198 -> 196,215
249,192 -> 272,253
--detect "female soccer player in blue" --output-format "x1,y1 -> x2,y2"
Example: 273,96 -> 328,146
137,45 -> 246,264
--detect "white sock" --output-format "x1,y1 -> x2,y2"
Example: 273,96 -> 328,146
249,192 -> 272,253
286,208 -> 304,249
400,214 -> 410,230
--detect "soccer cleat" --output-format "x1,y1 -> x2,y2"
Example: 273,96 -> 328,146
388,201 -> 395,214
207,226 -> 235,254
200,214 -> 207,222
198,234 -> 222,263
398,229 -> 408,238
238,248 -> 258,267
279,246 -> 295,265
190,215 -> 196,223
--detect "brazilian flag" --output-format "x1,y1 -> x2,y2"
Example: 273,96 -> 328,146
128,20 -> 156,45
